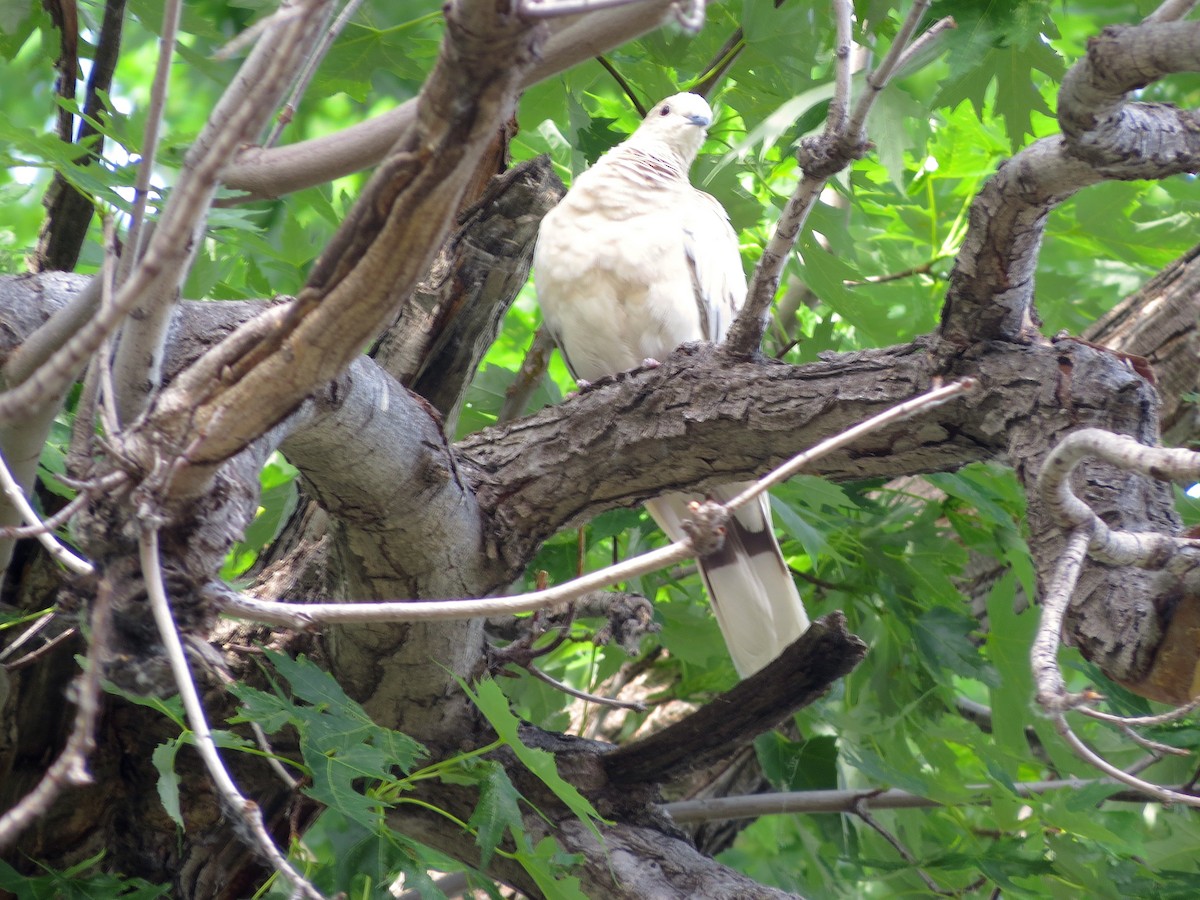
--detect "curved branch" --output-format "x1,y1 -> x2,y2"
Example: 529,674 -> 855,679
940,20 -> 1200,346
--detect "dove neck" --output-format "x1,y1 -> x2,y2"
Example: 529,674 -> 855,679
605,144 -> 693,189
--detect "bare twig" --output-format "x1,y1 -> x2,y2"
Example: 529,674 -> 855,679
120,0 -> 182,276
525,664 -> 647,711
1032,525 -> 1200,808
0,610 -> 55,662
853,801 -> 952,896
726,0 -> 939,355
1048,715 -> 1200,808
725,378 -> 973,510
690,27 -> 743,99
2,279 -> 100,388
519,0 -> 651,19
205,642 -> 301,790
0,0 -> 329,426
826,0 -> 853,134
209,540 -> 693,626
1,626 -> 77,672
211,380 -> 972,628
596,56 -> 646,117
498,326 -> 556,424
0,447 -> 93,575
1078,698 -> 1200,729
891,15 -> 956,79
1145,0 -> 1199,23
140,527 -> 325,900
1031,527 -> 1090,710
98,217 -> 122,434
0,489 -> 89,540
843,254 -> 948,286
0,580 -> 111,851
264,0 -> 364,148
844,0 -> 931,139
663,776 -> 1143,823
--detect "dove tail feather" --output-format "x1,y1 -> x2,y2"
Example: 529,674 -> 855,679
645,490 -> 810,677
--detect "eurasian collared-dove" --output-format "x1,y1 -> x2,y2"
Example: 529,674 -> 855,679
533,92 -> 810,676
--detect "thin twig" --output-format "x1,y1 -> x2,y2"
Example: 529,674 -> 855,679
498,326 -> 555,424
0,580 -> 111,851
140,527 -> 325,899
690,27 -> 744,99
519,0 -> 650,19
596,56 -> 646,117
724,378 -> 974,510
1049,714 -> 1200,808
843,254 -> 948,286
98,217 -> 122,435
1111,724 -> 1190,757
120,0 -> 182,277
0,0 -> 329,427
891,15 -> 956,80
663,777 -> 1136,823
265,0 -> 363,148
1,626 -> 77,672
525,664 -> 647,711
1031,527 -> 1090,710
205,642 -> 300,789
0,447 -> 93,575
0,489 -> 89,539
726,0 -> 940,355
1145,0 -> 1199,23
1078,698 -> 1200,728
0,610 -> 54,662
853,801 -> 952,896
826,0 -> 853,134
844,0 -> 932,138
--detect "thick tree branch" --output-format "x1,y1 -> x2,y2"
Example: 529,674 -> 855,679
940,20 -> 1200,346
604,613 -> 866,784
132,0 -> 543,493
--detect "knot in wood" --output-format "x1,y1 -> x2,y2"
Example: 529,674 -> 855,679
797,133 -> 870,179
681,500 -> 729,557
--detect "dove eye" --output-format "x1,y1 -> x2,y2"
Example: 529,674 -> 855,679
660,105 -> 670,116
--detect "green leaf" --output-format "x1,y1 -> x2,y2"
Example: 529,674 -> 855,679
459,678 -> 606,841
467,761 -> 524,866
151,740 -> 184,828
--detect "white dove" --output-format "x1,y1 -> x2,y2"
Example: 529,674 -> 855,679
533,92 -> 810,676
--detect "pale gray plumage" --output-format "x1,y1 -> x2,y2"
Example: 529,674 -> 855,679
533,93 -> 810,676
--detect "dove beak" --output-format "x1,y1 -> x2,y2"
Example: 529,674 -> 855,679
686,113 -> 712,128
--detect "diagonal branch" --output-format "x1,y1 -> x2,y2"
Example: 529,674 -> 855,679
725,0 -> 938,355
603,612 -> 867,785
131,0 -> 544,493
0,0 -> 330,426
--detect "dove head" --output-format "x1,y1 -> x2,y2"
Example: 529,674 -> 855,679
628,92 -> 714,169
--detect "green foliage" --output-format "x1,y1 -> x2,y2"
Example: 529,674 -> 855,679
0,853 -> 168,899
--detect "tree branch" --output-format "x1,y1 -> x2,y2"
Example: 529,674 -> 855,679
220,0 -> 685,201
940,20 -> 1200,346
604,613 -> 866,784
131,0 -> 544,492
